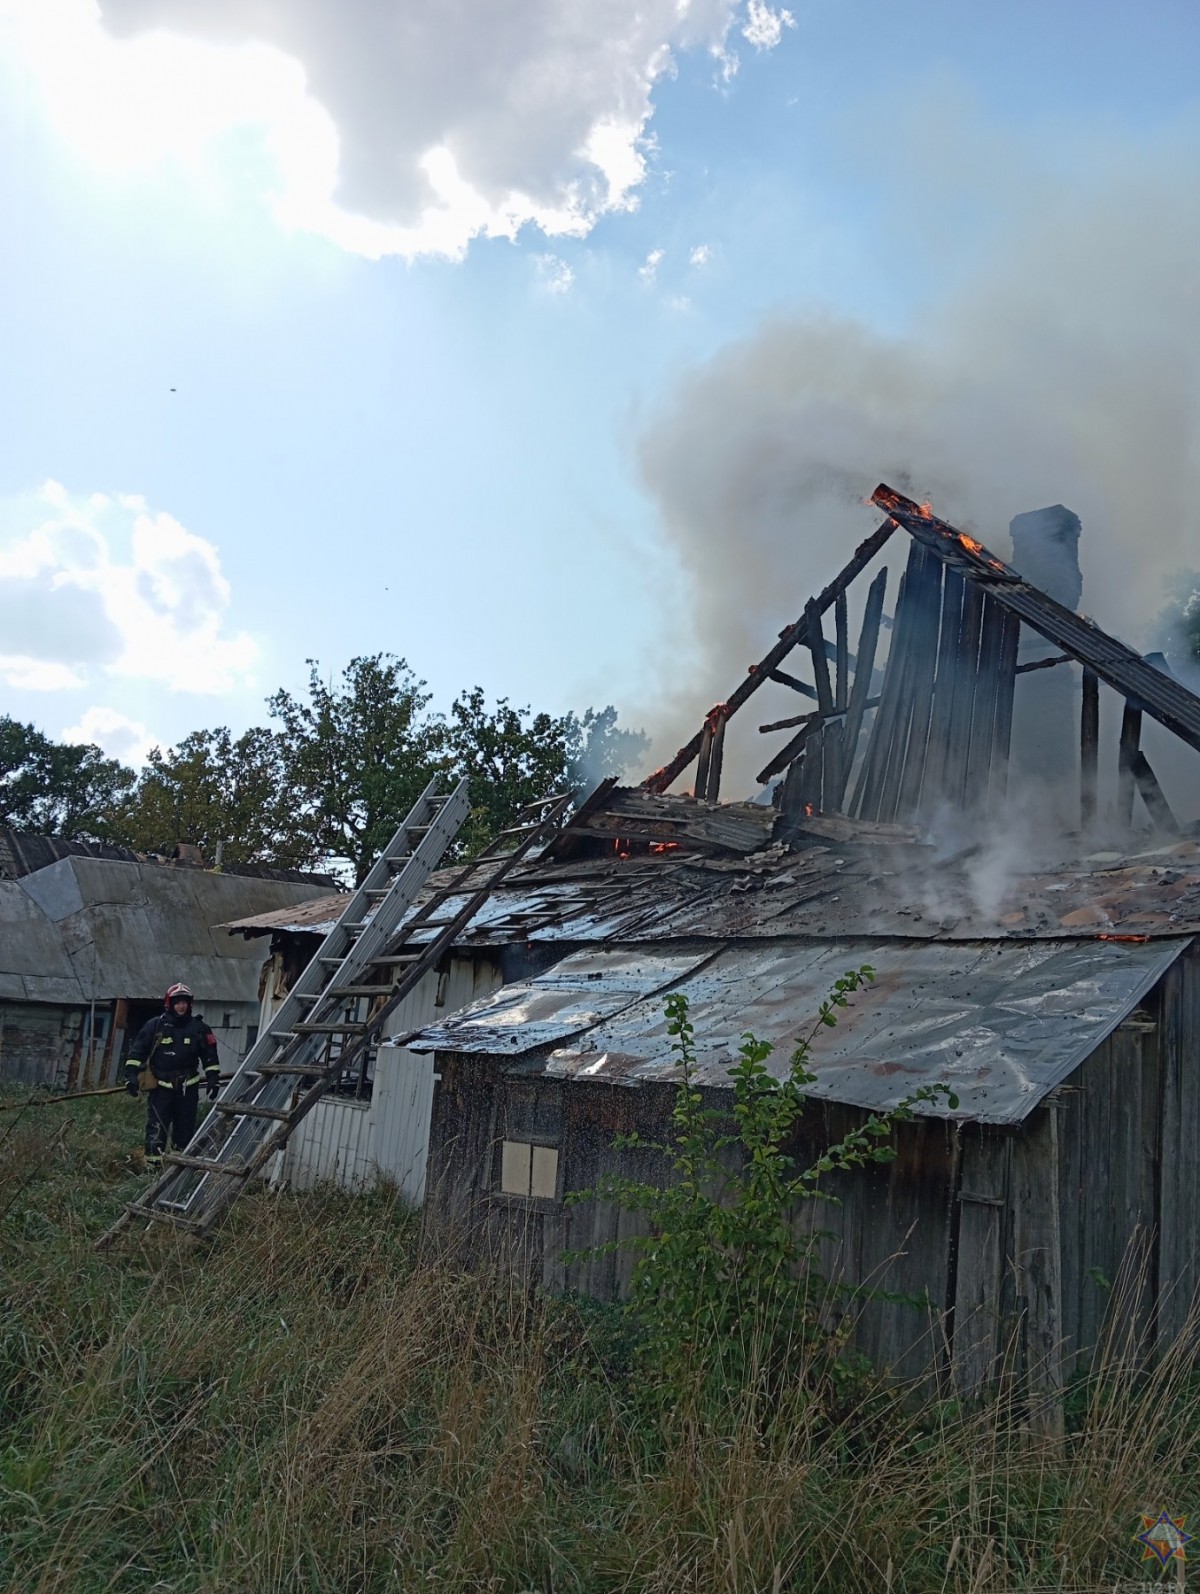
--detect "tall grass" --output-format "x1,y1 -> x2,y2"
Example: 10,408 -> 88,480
2,1088 -> 1198,1593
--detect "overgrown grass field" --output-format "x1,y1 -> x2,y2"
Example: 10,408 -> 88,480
2,1086 -> 1198,1593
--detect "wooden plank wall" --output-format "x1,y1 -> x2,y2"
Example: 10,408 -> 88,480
846,542 -> 1020,824
1055,1025 -> 1160,1375
1155,945 -> 1200,1349
426,956 -> 1198,1403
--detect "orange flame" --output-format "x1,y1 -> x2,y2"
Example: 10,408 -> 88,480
650,841 -> 681,854
1098,933 -> 1150,943
959,533 -> 984,556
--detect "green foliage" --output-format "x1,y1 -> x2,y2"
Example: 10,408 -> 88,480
109,725 -> 313,868
0,715 -> 135,839
446,689 -> 649,857
2,659 -> 647,880
4,1084 -> 1200,1592
570,973 -> 958,1412
268,655 -> 447,882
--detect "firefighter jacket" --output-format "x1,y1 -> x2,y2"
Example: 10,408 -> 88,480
125,1011 -> 220,1089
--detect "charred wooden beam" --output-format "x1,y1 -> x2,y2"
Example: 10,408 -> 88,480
806,600 -> 839,803
964,594 -> 1007,813
703,710 -> 727,801
694,719 -> 714,800
872,483 -> 1200,757
1118,700 -> 1142,828
894,546 -> 943,819
1015,653 -> 1072,675
918,565 -> 964,818
986,608 -> 1021,813
757,714 -> 824,787
1130,751 -> 1179,833
941,580 -> 985,811
831,567 -> 887,813
1080,670 -> 1099,829
853,563 -> 925,821
642,517 -> 897,793
799,723 -> 827,813
759,699 -> 879,735
835,592 -> 849,710
768,668 -> 817,699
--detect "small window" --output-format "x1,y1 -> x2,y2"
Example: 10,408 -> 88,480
221,1011 -> 233,1028
499,1140 -> 559,1199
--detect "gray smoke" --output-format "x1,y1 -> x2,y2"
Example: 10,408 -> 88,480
635,103 -> 1200,796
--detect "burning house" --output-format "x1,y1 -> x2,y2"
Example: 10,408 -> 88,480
199,483 -> 1200,1405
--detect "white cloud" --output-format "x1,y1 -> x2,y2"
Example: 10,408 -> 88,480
0,0 -> 790,260
689,243 -> 713,267
639,247 -> 666,283
534,253 -> 575,294
741,1 -> 794,51
60,704 -> 156,763
0,482 -> 257,694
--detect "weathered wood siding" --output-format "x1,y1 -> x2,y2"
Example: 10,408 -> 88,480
0,1002 -> 82,1088
425,947 -> 1200,1400
1154,943 -> 1200,1348
425,1066 -> 958,1383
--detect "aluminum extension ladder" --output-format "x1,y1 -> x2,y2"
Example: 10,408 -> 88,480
98,777 -> 575,1245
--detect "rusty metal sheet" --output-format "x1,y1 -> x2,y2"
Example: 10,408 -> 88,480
539,936 -> 1191,1121
406,947 -> 717,1055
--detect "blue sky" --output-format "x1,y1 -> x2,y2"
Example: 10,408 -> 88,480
1,0 -> 1198,780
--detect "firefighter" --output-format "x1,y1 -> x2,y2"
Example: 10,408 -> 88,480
124,983 -> 220,1166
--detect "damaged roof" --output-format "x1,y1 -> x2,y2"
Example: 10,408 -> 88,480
220,795 -> 1200,948
407,934 -> 1187,1124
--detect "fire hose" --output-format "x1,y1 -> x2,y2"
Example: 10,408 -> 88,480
1,1075 -> 236,1112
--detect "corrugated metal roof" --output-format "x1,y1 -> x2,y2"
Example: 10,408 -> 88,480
406,947 -> 717,1055
409,936 -> 1190,1123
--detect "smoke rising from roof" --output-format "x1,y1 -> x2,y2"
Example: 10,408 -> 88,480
636,100 -> 1200,785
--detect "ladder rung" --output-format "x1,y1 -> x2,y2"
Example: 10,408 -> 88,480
329,984 -> 394,997
162,1152 -> 253,1177
124,1203 -> 209,1233
253,1060 -> 326,1076
288,1021 -> 368,1035
386,855 -> 414,871
364,887 -> 391,898
317,954 -> 351,965
369,953 -> 424,965
212,1101 -> 294,1122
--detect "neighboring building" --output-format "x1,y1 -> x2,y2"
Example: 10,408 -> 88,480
0,831 -> 338,1089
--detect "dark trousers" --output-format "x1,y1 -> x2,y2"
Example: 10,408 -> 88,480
145,1082 -> 199,1155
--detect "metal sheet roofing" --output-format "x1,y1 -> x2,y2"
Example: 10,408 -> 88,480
406,947 -> 717,1055
409,935 -> 1190,1123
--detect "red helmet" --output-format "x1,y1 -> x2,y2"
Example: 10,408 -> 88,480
164,982 -> 193,1010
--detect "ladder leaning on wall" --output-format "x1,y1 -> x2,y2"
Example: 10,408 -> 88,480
96,776 -> 577,1247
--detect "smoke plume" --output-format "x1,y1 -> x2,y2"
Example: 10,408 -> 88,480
636,98 -> 1200,797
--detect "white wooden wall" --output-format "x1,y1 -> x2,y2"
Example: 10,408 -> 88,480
279,957 -> 502,1201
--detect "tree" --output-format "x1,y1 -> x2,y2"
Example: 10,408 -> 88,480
0,716 -> 135,840
268,656 -> 449,883
111,726 -> 313,868
446,690 -> 649,856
